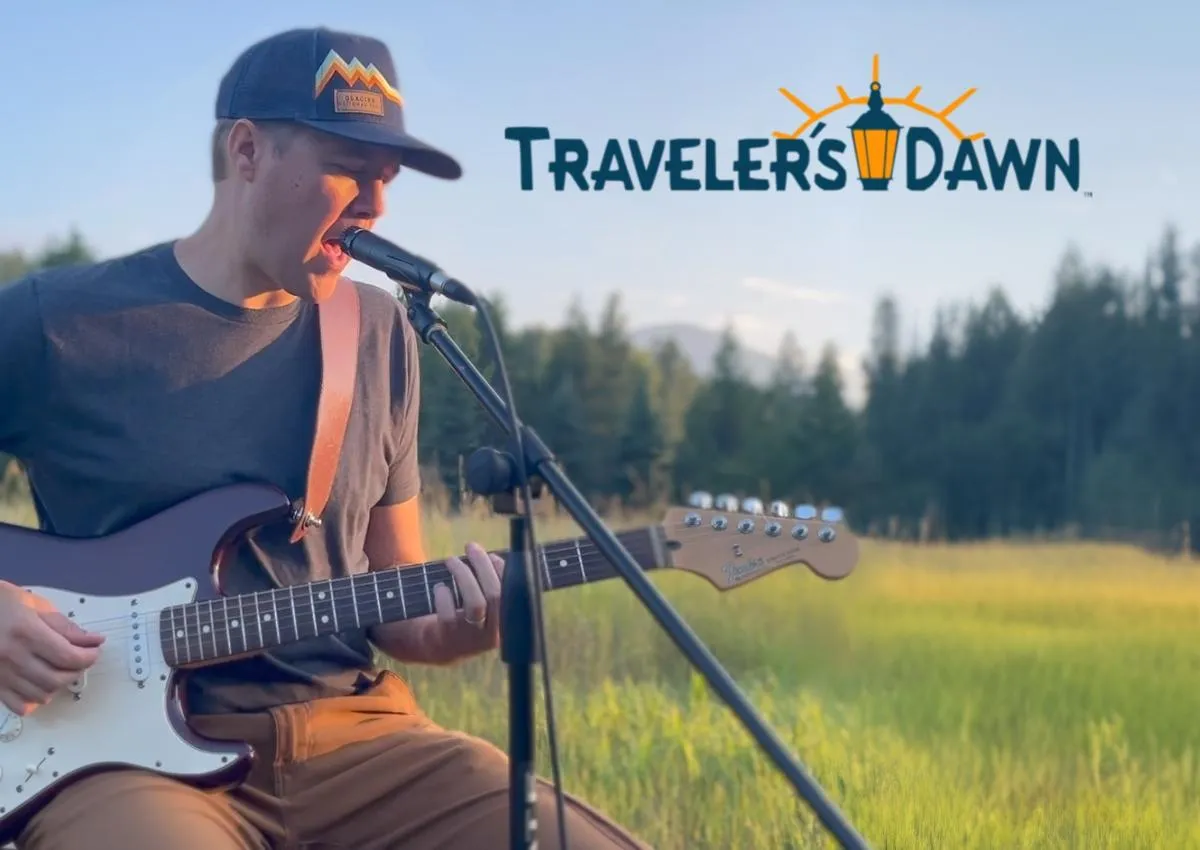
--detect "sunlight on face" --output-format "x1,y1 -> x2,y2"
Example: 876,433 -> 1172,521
247,123 -> 401,302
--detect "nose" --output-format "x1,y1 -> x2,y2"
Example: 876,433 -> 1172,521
349,179 -> 386,221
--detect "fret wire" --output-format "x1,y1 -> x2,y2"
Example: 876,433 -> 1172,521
214,599 -> 223,659
222,597 -> 233,656
398,571 -> 412,619
207,600 -> 218,661
239,593 -> 248,653
181,606 -> 191,664
193,603 -> 201,662
312,583 -> 321,638
170,606 -> 182,665
252,591 -> 263,651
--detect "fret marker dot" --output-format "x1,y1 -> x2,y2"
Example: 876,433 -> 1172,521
202,625 -> 210,633
321,615 -> 329,624
558,559 -> 567,567
263,614 -> 272,622
175,630 -> 184,639
386,591 -> 395,599
231,620 -> 239,629
318,591 -> 327,600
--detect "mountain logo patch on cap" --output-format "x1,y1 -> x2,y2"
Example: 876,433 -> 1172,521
314,49 -> 403,108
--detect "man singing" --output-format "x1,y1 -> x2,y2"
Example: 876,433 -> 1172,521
0,26 -> 647,850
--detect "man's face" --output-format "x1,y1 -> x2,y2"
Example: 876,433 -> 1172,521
239,122 -> 400,302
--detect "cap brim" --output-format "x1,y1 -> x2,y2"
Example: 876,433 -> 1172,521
297,119 -> 462,180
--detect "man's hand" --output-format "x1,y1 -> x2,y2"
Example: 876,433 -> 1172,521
431,542 -> 506,659
364,498 -> 507,665
0,581 -> 104,716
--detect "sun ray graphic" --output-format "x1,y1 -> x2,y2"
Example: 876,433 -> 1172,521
773,55 -> 985,142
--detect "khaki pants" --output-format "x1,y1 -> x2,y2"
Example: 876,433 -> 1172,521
15,672 -> 650,850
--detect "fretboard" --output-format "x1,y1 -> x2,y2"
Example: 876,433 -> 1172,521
160,525 -> 665,667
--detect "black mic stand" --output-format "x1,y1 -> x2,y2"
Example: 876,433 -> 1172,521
463,445 -> 545,850
403,289 -> 872,850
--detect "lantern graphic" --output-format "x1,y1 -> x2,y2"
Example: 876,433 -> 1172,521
849,81 -> 901,190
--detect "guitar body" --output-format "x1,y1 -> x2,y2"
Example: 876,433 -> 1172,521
0,483 -> 292,842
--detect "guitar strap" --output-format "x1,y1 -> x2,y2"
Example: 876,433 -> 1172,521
289,278 -> 361,543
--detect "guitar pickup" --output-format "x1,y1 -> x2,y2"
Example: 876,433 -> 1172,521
128,608 -> 149,683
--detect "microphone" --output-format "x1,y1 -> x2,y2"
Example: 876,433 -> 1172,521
338,227 -> 476,306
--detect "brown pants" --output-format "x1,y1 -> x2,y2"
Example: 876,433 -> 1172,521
16,672 -> 650,850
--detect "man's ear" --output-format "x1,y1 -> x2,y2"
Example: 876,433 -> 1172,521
226,119 -> 268,182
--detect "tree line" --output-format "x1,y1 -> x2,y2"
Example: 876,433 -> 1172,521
2,226 -> 1198,550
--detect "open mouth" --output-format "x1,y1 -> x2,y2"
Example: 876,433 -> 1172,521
321,237 -> 347,263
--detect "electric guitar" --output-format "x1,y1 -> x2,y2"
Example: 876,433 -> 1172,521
0,483 -> 857,841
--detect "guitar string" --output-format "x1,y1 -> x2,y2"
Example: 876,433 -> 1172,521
15,543 -> 663,684
64,541 -> 651,640
19,525 -> 834,684
49,521 -> 838,641
36,519 -> 837,637
0,521 -> 835,700
46,521 -> 835,638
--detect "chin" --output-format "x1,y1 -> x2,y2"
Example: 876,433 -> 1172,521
291,261 -> 344,303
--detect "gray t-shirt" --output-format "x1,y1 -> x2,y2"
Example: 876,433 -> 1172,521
0,241 -> 422,714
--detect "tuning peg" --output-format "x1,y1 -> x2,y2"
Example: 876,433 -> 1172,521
768,500 -> 790,517
821,506 -> 844,523
715,493 -> 739,512
688,490 -> 713,509
793,504 -> 817,520
741,497 -> 764,515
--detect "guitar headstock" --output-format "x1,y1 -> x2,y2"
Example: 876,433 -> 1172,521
659,491 -> 858,590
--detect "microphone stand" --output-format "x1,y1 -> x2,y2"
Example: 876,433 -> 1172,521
403,289 -> 872,850
463,445 -> 545,850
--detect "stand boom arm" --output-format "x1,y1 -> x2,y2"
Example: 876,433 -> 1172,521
404,291 -> 871,850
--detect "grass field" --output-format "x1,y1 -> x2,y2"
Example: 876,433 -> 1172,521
4,493 -> 1200,848
407,509 -> 1200,850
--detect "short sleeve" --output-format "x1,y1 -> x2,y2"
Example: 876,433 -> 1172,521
378,308 -> 422,505
0,275 -> 49,458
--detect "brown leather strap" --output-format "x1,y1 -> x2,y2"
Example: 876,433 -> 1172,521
290,279 -> 361,543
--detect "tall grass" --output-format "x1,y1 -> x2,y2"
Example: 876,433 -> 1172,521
4,491 -> 1200,848
406,509 -> 1200,849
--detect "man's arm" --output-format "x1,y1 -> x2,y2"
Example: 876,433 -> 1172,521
361,304 -> 453,664
362,496 -> 448,664
364,494 -> 505,667
360,306 -> 503,666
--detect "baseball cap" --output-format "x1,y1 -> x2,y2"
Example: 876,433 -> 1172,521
215,27 -> 462,180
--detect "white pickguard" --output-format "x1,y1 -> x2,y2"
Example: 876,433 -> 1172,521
0,579 -> 236,820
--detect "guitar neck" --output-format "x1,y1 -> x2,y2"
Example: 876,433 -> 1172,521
159,525 -> 668,667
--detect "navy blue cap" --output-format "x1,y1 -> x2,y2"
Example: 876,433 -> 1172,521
215,27 -> 461,180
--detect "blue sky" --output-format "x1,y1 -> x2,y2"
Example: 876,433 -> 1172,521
2,1 -> 1193,404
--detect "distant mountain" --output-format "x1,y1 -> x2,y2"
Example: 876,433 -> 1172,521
630,322 -> 866,407
629,323 -> 778,384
